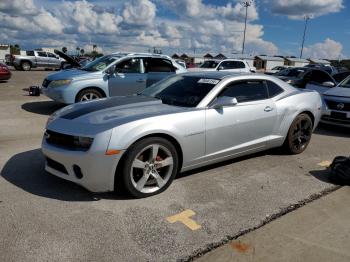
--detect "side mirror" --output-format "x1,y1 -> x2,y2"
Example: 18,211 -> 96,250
217,66 -> 224,71
105,65 -> 115,75
322,81 -> 335,87
210,96 -> 238,109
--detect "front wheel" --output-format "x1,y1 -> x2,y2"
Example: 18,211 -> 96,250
21,61 -> 31,71
76,88 -> 103,102
120,137 -> 179,198
284,113 -> 313,154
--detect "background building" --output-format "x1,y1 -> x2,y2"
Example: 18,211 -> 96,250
0,44 -> 10,62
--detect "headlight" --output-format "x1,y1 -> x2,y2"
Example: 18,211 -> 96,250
73,136 -> 94,150
286,79 -> 293,84
49,79 -> 72,88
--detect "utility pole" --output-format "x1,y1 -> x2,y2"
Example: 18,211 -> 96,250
300,15 -> 311,59
241,1 -> 253,55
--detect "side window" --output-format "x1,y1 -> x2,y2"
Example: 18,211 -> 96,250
115,58 -> 141,73
26,51 -> 35,56
47,53 -> 56,58
220,61 -> 245,70
37,52 -> 47,57
311,70 -> 332,83
219,80 -> 268,103
266,80 -> 283,97
145,58 -> 175,73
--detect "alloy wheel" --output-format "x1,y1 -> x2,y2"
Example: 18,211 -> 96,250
80,93 -> 100,101
130,144 -> 174,194
291,118 -> 312,152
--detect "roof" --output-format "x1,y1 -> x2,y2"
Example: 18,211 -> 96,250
181,71 -> 251,80
285,57 -> 309,63
308,58 -> 331,64
256,56 -> 284,61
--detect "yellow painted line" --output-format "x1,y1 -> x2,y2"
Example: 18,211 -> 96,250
318,161 -> 332,168
166,209 -> 201,231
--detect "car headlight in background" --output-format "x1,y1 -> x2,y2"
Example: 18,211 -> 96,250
49,79 -> 72,88
286,79 -> 294,84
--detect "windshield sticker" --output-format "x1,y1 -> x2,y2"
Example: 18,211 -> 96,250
197,79 -> 220,85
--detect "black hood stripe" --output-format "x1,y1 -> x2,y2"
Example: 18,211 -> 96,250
61,96 -> 161,120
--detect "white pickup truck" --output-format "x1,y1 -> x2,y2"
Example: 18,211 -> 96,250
189,59 -> 256,73
6,50 -> 65,71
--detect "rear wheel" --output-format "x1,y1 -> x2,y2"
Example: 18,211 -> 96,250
284,113 -> 313,154
21,61 -> 31,71
76,88 -> 103,102
120,137 -> 179,198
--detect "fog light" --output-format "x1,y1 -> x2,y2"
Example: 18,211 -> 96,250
73,165 -> 83,179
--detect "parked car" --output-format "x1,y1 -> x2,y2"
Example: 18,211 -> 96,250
191,59 -> 256,73
42,71 -> 322,198
304,64 -> 338,75
332,71 -> 350,83
265,66 -> 287,75
53,50 -> 90,70
41,53 -> 187,104
276,67 -> 337,93
0,62 -> 11,81
175,59 -> 187,69
7,50 -> 65,71
321,76 -> 350,127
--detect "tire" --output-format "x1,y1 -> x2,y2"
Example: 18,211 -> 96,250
21,61 -> 31,71
120,137 -> 179,198
75,88 -> 103,102
284,113 -> 313,154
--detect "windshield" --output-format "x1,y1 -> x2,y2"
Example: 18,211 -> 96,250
200,60 -> 219,69
277,68 -> 306,78
82,55 -> 120,71
140,75 -> 220,107
338,76 -> 350,88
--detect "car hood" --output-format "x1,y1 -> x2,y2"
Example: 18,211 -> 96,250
323,87 -> 350,97
46,69 -> 101,81
54,49 -> 80,67
49,96 -> 191,132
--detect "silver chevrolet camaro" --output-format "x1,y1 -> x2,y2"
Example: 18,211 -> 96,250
42,71 -> 322,198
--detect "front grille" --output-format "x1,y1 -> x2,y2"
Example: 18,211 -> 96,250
45,130 -> 92,151
46,157 -> 68,174
42,79 -> 52,88
322,115 -> 350,125
325,99 -> 350,111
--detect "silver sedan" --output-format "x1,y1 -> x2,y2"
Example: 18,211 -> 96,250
42,72 -> 322,198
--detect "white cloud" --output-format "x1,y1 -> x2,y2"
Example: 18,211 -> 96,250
0,0 -> 36,15
123,0 -> 156,26
267,0 -> 344,19
57,0 -> 123,34
303,38 -> 343,59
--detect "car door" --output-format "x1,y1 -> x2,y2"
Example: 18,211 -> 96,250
36,51 -> 49,67
217,60 -> 246,73
47,52 -> 60,68
305,70 -> 336,93
108,58 -> 147,96
205,80 -> 277,159
144,58 -> 176,87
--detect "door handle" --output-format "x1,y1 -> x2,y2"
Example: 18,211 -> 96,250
264,106 -> 273,112
136,79 -> 145,83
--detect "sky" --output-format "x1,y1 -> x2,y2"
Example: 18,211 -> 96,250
0,0 -> 349,59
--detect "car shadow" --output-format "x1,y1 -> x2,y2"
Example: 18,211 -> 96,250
314,123 -> 350,138
0,149 -> 131,202
21,101 -> 65,115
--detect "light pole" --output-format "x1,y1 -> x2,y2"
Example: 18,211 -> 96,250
300,15 -> 311,59
241,1 -> 253,55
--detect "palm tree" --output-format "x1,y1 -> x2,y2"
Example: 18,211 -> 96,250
76,47 -> 80,55
80,49 -> 85,56
62,46 -> 67,53
93,44 -> 97,51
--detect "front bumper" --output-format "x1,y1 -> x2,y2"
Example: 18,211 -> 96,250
41,137 -> 125,192
42,85 -> 76,104
321,110 -> 350,127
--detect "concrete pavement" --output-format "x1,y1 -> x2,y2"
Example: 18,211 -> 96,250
198,187 -> 350,262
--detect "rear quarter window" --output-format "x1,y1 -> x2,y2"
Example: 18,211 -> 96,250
266,80 -> 284,97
